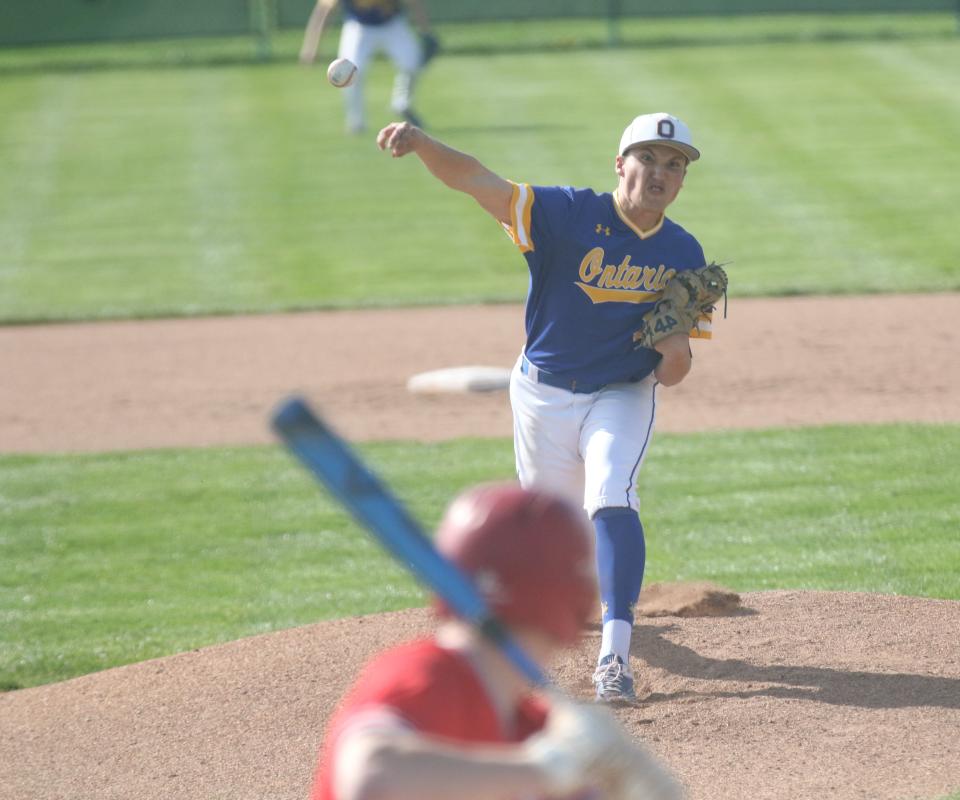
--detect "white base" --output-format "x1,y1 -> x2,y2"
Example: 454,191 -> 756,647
406,366 -> 511,394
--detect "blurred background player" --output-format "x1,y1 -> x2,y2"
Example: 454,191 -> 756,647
310,482 -> 682,800
377,113 -> 712,704
300,0 -> 435,134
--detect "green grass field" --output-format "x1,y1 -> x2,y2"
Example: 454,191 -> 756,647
3,19 -> 958,799
2,14 -> 959,322
3,423 -> 958,691
1,14 -> 954,72
3,23 -> 960,798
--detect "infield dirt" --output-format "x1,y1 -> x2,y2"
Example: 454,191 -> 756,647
2,294 -> 959,800
2,293 -> 959,452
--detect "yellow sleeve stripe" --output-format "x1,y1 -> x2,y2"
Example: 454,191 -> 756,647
689,311 -> 713,340
500,181 -> 535,253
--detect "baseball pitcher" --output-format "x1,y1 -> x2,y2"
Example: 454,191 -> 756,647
377,112 -> 726,704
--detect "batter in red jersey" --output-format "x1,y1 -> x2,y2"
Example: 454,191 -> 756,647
310,483 -> 682,800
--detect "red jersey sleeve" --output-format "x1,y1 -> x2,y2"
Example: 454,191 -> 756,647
312,639 -> 550,800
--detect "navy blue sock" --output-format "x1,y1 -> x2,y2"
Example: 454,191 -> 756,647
594,506 -> 646,625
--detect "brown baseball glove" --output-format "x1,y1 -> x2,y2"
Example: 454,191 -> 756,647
632,262 -> 727,349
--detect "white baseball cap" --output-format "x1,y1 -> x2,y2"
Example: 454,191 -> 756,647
619,112 -> 700,162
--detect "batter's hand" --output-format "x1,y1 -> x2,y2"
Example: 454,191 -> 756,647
377,121 -> 423,157
617,742 -> 686,800
525,699 -> 684,799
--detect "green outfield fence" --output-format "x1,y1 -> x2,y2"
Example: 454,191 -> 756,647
1,0 -> 957,47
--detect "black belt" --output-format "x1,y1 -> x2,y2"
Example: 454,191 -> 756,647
520,355 -> 606,394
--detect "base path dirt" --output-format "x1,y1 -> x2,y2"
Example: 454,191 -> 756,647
2,293 -> 959,453
2,591 -> 958,800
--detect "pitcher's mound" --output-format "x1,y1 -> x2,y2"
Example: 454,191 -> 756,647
2,591 -> 959,800
638,581 -> 743,617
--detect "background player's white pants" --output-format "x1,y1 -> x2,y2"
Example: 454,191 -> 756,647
338,17 -> 422,131
510,355 -> 658,518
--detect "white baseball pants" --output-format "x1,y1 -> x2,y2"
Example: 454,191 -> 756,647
509,355 -> 658,518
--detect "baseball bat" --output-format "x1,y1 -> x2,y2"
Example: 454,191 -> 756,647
270,395 -> 550,688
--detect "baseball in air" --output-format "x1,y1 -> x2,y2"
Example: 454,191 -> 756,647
327,57 -> 357,88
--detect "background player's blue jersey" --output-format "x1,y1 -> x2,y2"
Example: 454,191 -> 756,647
341,0 -> 402,26
503,184 -> 710,386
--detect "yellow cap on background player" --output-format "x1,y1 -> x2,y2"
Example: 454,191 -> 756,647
619,113 -> 700,162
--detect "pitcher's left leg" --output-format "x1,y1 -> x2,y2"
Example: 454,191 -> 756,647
581,376 -> 658,702
592,507 -> 645,702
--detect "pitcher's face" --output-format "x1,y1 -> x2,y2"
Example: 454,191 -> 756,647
616,143 -> 688,214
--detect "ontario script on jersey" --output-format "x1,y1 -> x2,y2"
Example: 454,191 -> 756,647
575,247 -> 676,304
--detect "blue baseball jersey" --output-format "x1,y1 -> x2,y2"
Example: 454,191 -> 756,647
340,0 -> 402,26
503,183 -> 711,386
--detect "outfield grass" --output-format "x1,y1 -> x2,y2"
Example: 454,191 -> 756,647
1,14 -> 954,73
1,15 -> 959,322
2,423 -> 958,691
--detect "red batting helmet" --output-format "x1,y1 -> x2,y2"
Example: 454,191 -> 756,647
435,482 -> 597,644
